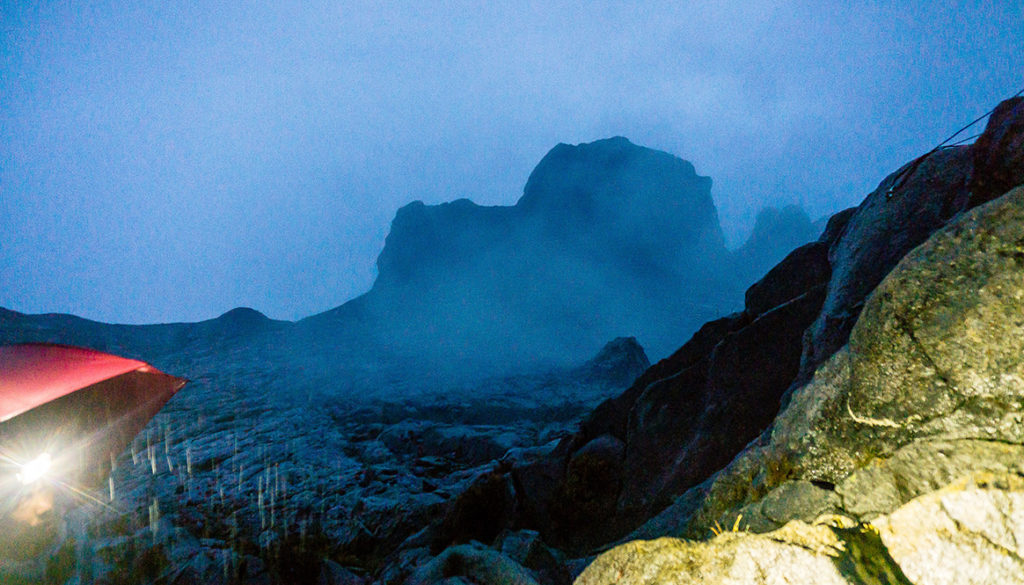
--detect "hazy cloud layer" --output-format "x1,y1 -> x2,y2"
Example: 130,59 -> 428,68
2,1 -> 1021,323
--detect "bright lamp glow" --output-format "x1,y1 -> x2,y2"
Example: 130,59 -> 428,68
17,453 -> 52,485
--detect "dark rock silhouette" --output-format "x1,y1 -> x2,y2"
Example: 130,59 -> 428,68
731,204 -> 819,286
0,305 -> 288,363
743,242 -> 830,318
968,96 -> 1024,206
577,337 -> 650,388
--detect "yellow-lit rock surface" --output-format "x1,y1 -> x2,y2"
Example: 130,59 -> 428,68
579,472 -> 1024,585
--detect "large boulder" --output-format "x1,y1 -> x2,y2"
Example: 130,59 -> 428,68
684,185 -> 1024,537
576,523 -> 851,585
580,313 -> 750,445
495,530 -> 570,585
637,285 -> 827,509
577,471 -> 1024,585
800,96 -> 1024,386
869,471 -> 1024,584
547,434 -> 628,549
779,184 -> 1024,483
619,285 -> 826,515
434,468 -> 517,551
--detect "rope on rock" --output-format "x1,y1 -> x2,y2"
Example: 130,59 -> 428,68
886,85 -> 1024,200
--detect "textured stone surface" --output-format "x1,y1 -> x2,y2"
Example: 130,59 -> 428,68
800,96 -> 1024,385
618,363 -> 708,512
836,439 -> 1024,521
873,472 -> 1024,585
576,527 -> 849,585
581,312 -> 748,444
784,185 -> 1024,482
744,479 -> 841,534
434,468 -> 517,551
845,187 -> 1024,441
543,434 -> 629,551
578,472 -> 1024,585
688,186 -> 1024,537
405,542 -> 540,585
651,286 -> 825,501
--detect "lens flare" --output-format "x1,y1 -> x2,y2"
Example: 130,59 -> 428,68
17,453 -> 51,485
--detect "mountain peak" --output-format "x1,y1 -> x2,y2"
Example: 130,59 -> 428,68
347,137 -> 740,365
216,307 -> 270,322
518,138 -> 711,219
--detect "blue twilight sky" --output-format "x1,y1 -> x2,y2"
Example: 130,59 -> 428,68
1,1 -> 1021,324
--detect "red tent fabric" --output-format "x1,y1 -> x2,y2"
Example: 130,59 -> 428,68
0,343 -> 186,487
1,344 -> 156,422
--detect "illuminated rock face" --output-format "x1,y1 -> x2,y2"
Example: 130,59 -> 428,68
578,472 -> 1024,585
802,96 -> 1024,389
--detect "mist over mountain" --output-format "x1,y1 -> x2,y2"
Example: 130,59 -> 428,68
299,137 -> 813,372
1,137 -> 817,388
